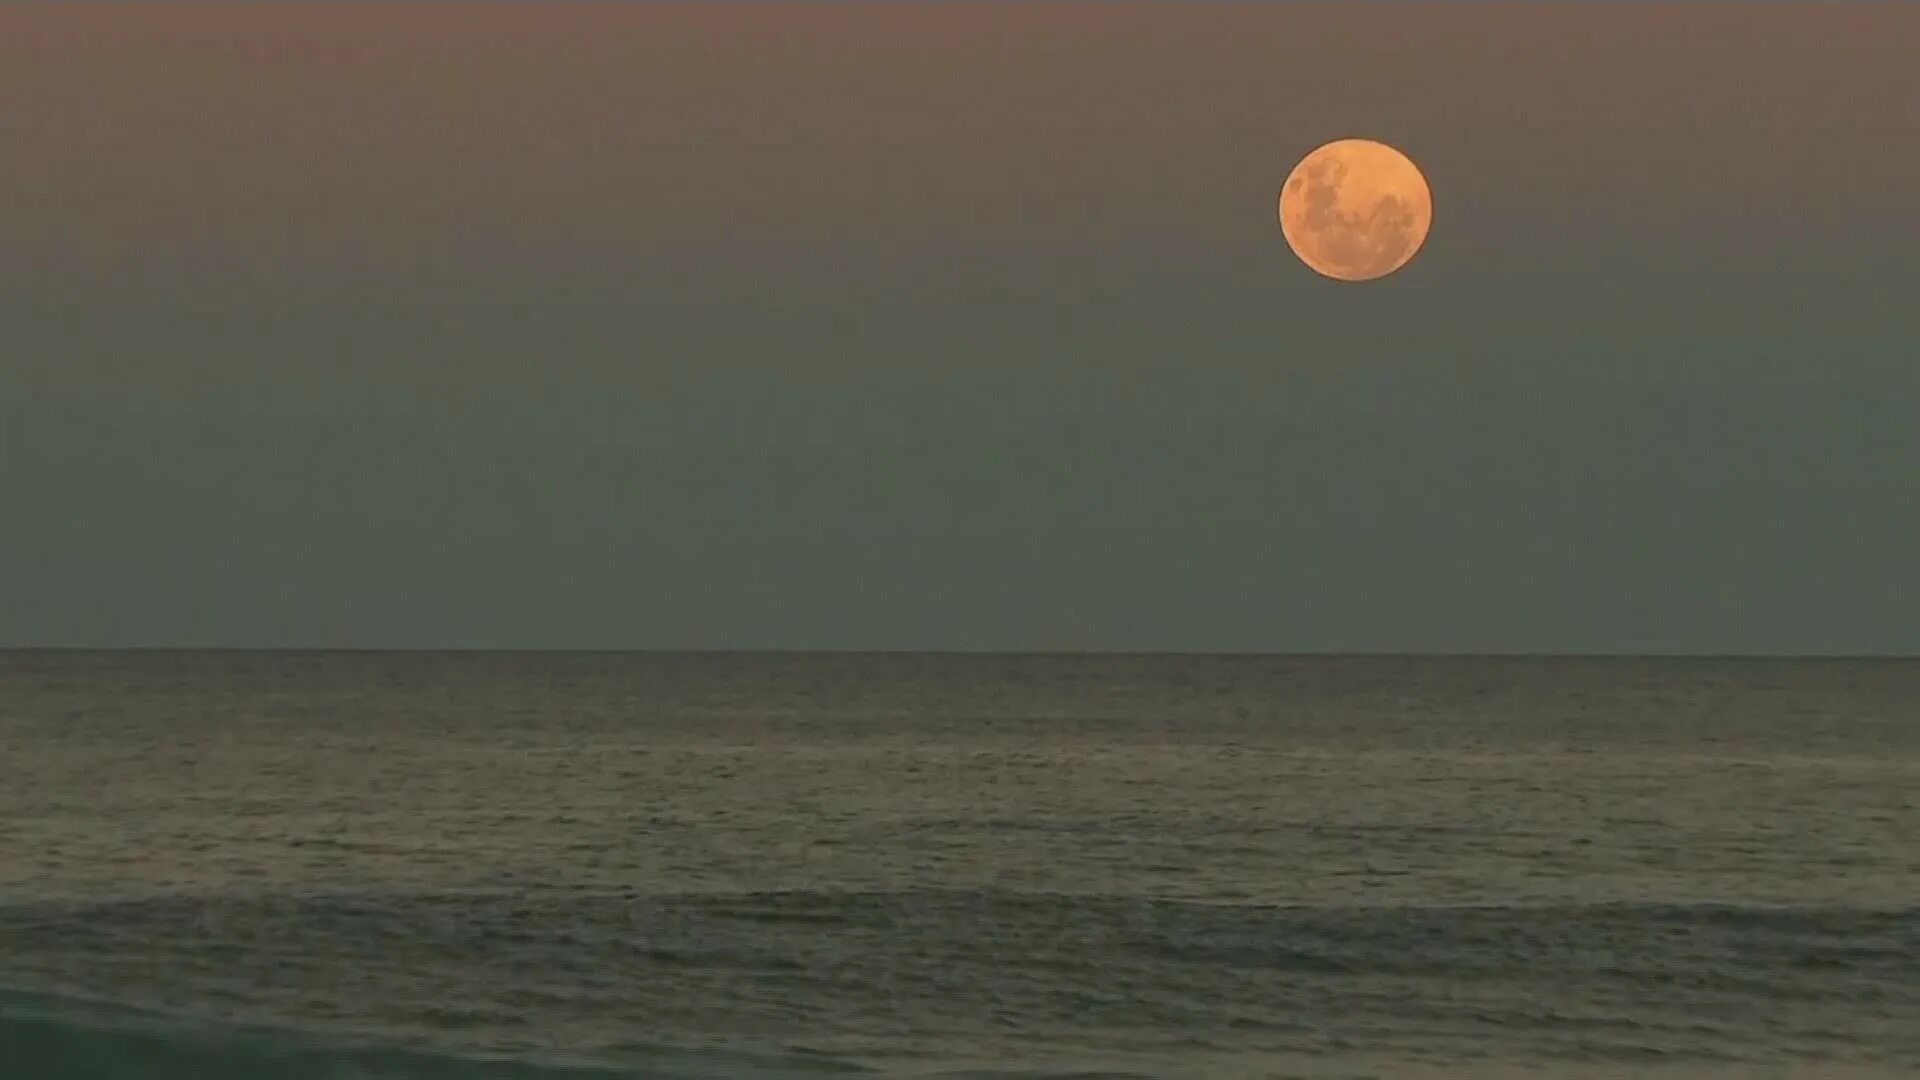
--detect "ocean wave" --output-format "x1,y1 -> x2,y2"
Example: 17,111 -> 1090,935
0,988 -> 871,1080
5,893 -> 1916,1075
8,891 -> 1917,997
0,987 -> 1173,1080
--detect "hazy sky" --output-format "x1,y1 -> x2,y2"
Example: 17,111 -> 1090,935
3,4 -> 1916,652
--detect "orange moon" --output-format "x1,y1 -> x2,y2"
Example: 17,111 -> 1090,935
1278,139 -> 1433,282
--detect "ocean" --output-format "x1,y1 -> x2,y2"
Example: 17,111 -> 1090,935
2,651 -> 1915,1079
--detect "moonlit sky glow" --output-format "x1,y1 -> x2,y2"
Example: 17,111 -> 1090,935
2,4 -> 1917,653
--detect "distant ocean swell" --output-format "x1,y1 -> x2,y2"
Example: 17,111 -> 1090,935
5,892 -> 1917,1077
0,988 -> 880,1080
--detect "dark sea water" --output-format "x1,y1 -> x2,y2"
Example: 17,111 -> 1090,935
2,652 -> 1916,1079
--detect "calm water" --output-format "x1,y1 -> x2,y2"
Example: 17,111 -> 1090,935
2,652 -> 1916,1079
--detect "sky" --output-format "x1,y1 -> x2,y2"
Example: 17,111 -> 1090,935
2,3 -> 1916,653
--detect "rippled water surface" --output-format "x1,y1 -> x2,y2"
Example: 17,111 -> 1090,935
3,652 -> 1916,1078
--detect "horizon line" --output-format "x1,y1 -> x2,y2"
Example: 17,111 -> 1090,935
1,647 -> 1915,662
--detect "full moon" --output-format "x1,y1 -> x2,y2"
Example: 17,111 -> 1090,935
1278,138 -> 1433,282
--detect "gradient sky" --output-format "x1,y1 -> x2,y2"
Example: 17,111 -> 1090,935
3,4 -> 1916,652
